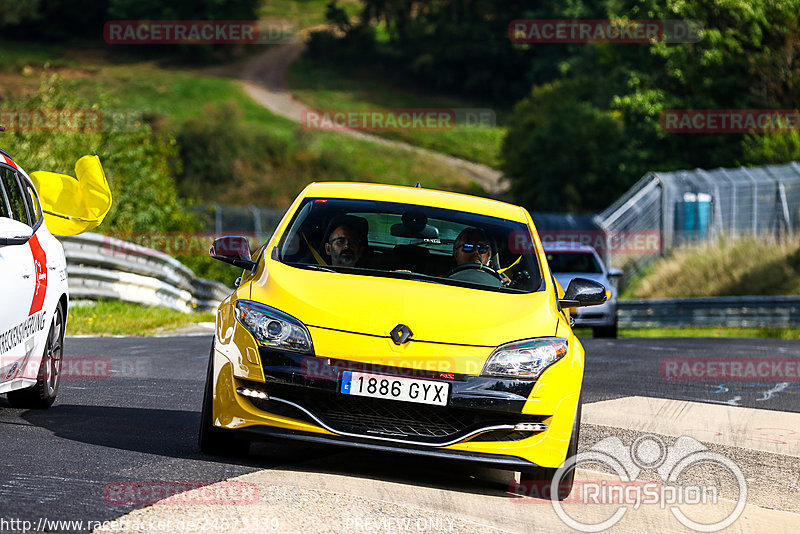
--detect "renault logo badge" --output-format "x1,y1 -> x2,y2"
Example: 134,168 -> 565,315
390,324 -> 413,345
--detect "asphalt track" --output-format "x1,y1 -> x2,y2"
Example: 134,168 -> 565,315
0,334 -> 798,533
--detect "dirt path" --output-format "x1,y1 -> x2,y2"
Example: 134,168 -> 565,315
239,40 -> 509,196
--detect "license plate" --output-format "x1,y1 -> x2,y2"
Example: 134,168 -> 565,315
340,371 -> 449,406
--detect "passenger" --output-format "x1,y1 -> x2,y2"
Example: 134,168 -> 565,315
324,215 -> 370,267
452,227 -> 511,285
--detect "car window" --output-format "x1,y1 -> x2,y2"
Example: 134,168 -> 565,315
0,168 -> 31,226
546,251 -> 603,274
278,197 -> 543,293
0,172 -> 11,219
25,185 -> 40,221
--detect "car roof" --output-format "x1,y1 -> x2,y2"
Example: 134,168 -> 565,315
300,182 -> 530,223
542,241 -> 598,253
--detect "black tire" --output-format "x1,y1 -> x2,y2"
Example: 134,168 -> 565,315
198,342 -> 250,456
593,323 -> 618,338
519,399 -> 582,501
7,303 -> 64,409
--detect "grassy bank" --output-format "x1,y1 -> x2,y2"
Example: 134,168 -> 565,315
288,56 -> 506,168
66,301 -> 215,336
623,236 -> 800,299
1,41 -> 483,209
260,0 -> 361,29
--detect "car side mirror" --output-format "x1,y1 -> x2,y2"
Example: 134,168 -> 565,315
559,278 -> 607,308
608,267 -> 624,278
0,218 -> 33,247
210,236 -> 257,270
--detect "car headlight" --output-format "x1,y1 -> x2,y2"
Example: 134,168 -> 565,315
234,300 -> 313,354
481,338 -> 568,379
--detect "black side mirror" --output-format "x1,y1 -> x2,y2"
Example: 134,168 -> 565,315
559,278 -> 607,308
210,236 -> 257,270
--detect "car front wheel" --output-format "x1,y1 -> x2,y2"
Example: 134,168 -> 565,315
593,323 -> 618,338
519,399 -> 581,501
198,342 -> 250,456
7,302 -> 64,409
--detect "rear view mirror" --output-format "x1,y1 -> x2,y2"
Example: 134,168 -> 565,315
559,278 -> 607,308
0,218 -> 33,246
210,236 -> 257,270
390,209 -> 439,238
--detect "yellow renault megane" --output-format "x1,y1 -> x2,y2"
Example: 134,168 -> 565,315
199,182 -> 606,495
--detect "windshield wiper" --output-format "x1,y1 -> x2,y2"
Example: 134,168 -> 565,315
290,263 -> 337,273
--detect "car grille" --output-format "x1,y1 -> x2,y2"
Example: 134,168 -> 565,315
241,381 -> 545,445
318,395 -> 471,439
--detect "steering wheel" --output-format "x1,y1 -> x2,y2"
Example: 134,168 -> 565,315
446,262 -> 504,282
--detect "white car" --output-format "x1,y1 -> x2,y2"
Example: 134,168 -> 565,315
0,149 -> 69,408
544,241 -> 622,338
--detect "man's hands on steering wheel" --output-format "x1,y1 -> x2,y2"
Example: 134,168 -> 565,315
445,263 -> 511,286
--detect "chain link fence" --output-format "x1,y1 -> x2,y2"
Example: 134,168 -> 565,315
594,162 -> 800,276
191,204 -> 285,245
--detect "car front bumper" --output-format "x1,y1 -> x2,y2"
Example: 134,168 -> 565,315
210,343 -> 582,469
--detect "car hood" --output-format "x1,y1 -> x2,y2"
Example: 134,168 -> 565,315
249,261 -> 559,347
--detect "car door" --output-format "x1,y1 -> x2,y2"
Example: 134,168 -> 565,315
0,166 -> 37,387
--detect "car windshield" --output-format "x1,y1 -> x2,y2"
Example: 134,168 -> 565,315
277,198 -> 543,293
546,251 -> 603,274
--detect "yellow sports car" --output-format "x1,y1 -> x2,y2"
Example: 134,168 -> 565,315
199,182 -> 606,496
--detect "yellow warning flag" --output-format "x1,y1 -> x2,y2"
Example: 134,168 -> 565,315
30,155 -> 112,236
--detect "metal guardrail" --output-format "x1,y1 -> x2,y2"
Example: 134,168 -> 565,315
619,296 -> 800,328
61,232 -> 231,312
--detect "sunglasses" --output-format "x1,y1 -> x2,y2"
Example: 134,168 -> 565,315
329,236 -> 361,247
460,243 -> 490,254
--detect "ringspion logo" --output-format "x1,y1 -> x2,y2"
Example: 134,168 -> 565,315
511,435 -> 747,532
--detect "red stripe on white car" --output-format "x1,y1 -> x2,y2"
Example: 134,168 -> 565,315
28,234 -> 48,315
0,153 -> 18,169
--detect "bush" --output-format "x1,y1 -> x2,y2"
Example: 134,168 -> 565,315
1,75 -> 196,233
173,101 -> 349,207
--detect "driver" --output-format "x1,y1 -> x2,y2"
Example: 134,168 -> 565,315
324,215 -> 370,267
452,227 -> 510,286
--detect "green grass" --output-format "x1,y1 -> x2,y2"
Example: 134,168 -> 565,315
84,63 -> 478,199
575,327 -> 800,339
0,40 -> 481,204
260,0 -> 361,29
288,56 -> 506,168
66,301 -> 215,336
624,236 -> 800,299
